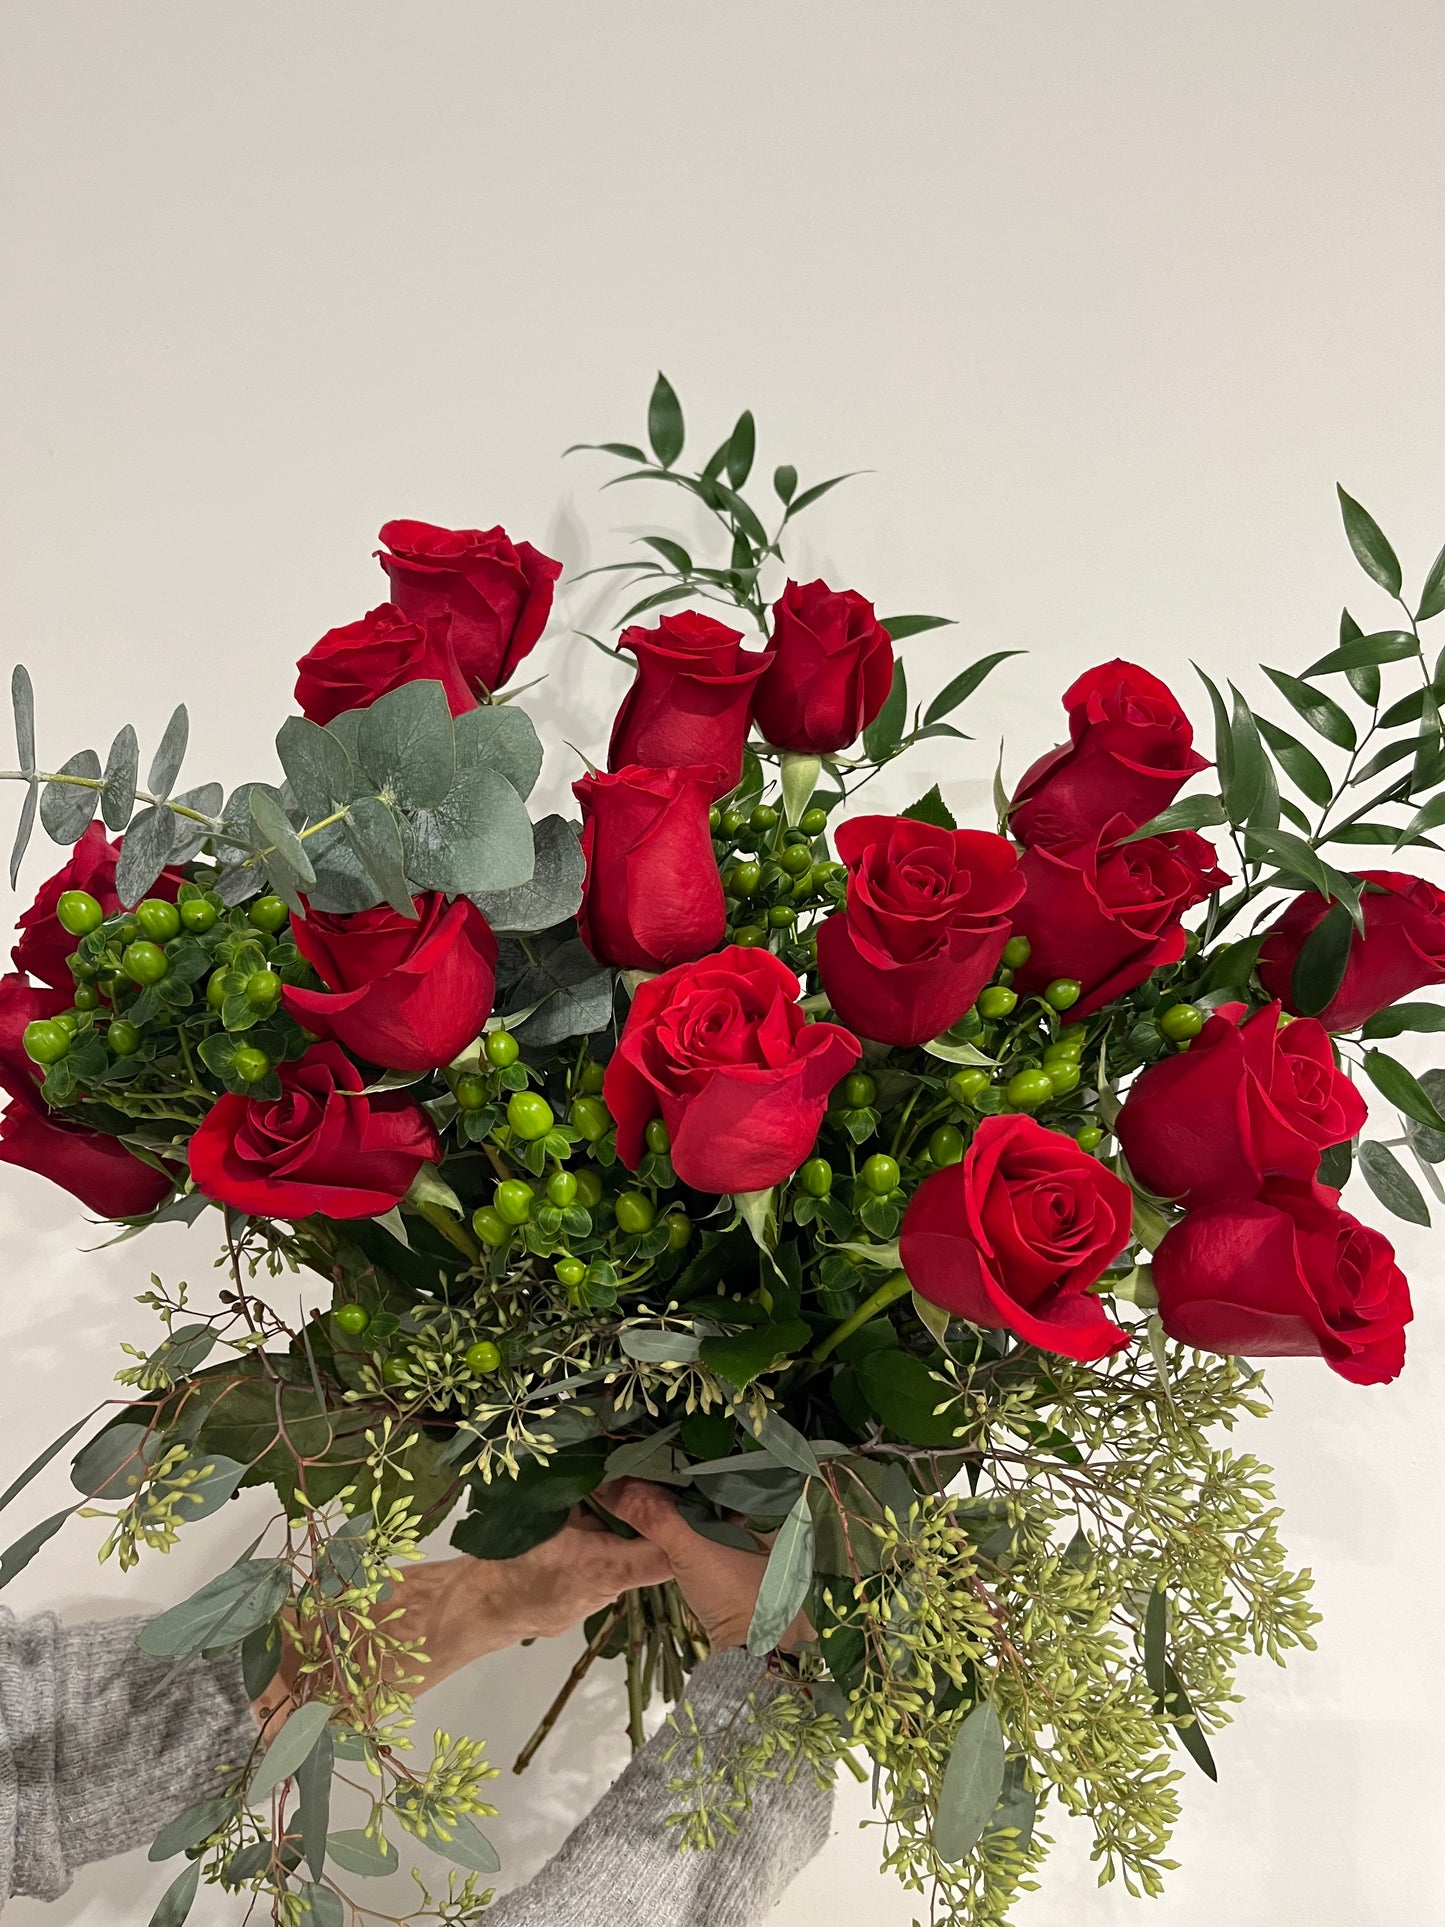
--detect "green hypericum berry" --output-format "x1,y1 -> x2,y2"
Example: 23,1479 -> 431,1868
381,1357 -> 410,1386
800,807 -> 829,835
1158,1003 -> 1205,1041
249,896 -> 289,934
52,1012 -> 79,1035
334,1303 -> 371,1336
205,969 -> 230,1009
72,983 -> 101,1011
843,1071 -> 877,1109
1044,978 -> 1083,1011
1045,1061 -> 1081,1095
55,890 -> 104,937
665,1212 -> 691,1250
546,1169 -> 579,1207
454,1073 -> 489,1111
721,806 -> 748,837
472,1205 -> 510,1247
726,860 -> 762,897
1001,934 -> 1032,969
556,1257 -> 587,1287
644,1117 -> 670,1154
861,1153 -> 900,1195
1075,1124 -> 1104,1151
778,844 -> 814,876
245,970 -> 281,1008
578,1060 -> 606,1095
122,940 -> 169,986
767,905 -> 796,928
977,985 -> 1017,1020
948,1068 -> 990,1104
573,1169 -> 604,1208
508,1091 -> 555,1140
1006,1068 -> 1054,1110
800,1156 -> 833,1197
494,1180 -> 534,1225
22,1019 -> 70,1065
708,806 -> 722,832
570,1096 -> 611,1142
928,1124 -> 966,1166
614,1191 -> 655,1234
135,899 -> 181,942
485,1028 -> 520,1067
465,1339 -> 502,1374
179,898 -> 219,933
733,924 -> 768,947
1043,1035 -> 1084,1065
106,1019 -> 141,1055
749,803 -> 778,832
232,1047 -> 271,1083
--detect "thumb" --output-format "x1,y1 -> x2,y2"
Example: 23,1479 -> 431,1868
595,1477 -> 699,1558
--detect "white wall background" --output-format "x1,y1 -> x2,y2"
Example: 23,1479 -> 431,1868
2,4 -> 1443,1923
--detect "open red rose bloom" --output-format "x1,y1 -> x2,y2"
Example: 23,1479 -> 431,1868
1,388 -> 1436,1921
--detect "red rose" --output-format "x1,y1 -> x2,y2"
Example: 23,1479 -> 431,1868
293,603 -> 475,726
574,766 -> 726,972
604,946 -> 861,1194
900,1114 -> 1134,1362
11,823 -> 182,990
1010,660 -> 1208,848
377,519 -> 562,696
1118,1001 -> 1366,1208
0,975 -> 172,1217
751,579 -> 894,755
1153,1177 -> 1411,1385
815,815 -> 1023,1047
1258,869 -> 1445,1031
1008,820 -> 1229,1020
189,1041 -> 439,1220
281,894 -> 497,1073
606,612 -> 775,799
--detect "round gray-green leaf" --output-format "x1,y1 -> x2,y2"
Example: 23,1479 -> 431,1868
40,748 -> 101,843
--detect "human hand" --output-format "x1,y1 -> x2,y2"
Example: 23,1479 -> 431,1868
252,1510 -> 672,1728
596,1477 -> 810,1652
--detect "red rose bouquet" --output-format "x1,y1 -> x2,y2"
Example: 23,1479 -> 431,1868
1,379 -> 1440,1927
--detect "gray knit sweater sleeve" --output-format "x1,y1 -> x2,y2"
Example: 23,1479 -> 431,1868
0,1605 -> 255,1906
0,1612 -> 832,1923
487,1650 -> 835,1927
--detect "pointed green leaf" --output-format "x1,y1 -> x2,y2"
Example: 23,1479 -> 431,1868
148,1795 -> 235,1861
638,535 -> 693,576
863,661 -> 908,763
1289,899 -> 1354,1016
1262,667 -> 1356,751
297,1719 -> 334,1880
147,1857 -> 200,1927
326,1826 -> 400,1876
934,1700 -> 1006,1862
562,440 -> 647,462
1417,540 -> 1445,623
1143,1586 -> 1168,1699
1304,630 -> 1418,677
1224,686 -> 1266,823
921,649 -> 1020,723
1124,793 -> 1228,841
1360,1001 -> 1445,1039
882,614 -> 958,646
1255,717 -> 1331,807
753,1410 -> 821,1477
0,1505 -> 77,1591
773,463 -> 798,505
1337,485 -> 1402,597
901,784 -> 957,830
747,1488 -> 815,1654
248,1699 -> 332,1802
1,1410 -> 99,1515
1363,1049 -> 1445,1131
1157,1659 -> 1217,1779
1357,1141 -> 1430,1226
783,472 -> 864,518
725,410 -> 755,489
647,372 -> 684,467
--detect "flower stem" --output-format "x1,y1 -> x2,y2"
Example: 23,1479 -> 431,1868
811,1270 -> 912,1363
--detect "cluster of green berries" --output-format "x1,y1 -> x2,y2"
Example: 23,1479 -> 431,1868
710,801 -> 836,951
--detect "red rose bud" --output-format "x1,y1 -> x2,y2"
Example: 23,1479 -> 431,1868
901,1114 -> 1134,1362
604,945 -> 860,1194
294,603 -> 475,726
1008,819 -> 1228,1020
1258,869 -> 1445,1031
11,822 -> 181,990
816,815 -> 1023,1046
0,974 -> 172,1217
752,579 -> 894,755
189,1041 -> 440,1219
377,519 -> 561,696
574,766 -> 727,972
1118,1001 -> 1367,1209
1153,1177 -> 1412,1385
606,611 -> 775,799
282,894 -> 498,1073
1010,659 -> 1208,849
